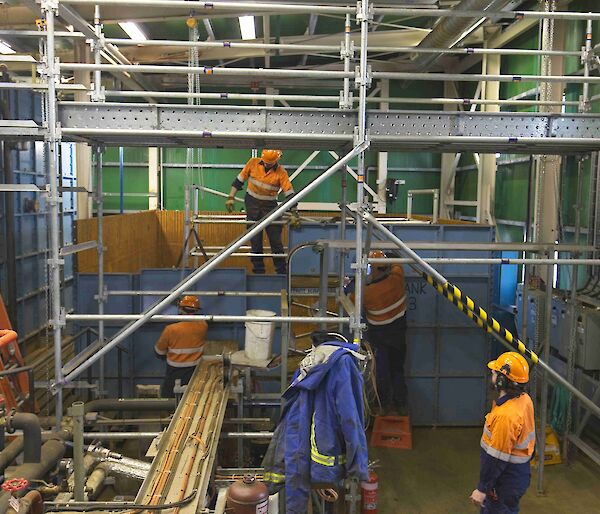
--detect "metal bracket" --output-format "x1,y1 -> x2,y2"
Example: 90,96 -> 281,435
354,65 -> 372,89
47,257 -> 65,267
50,308 -> 67,329
356,1 -> 374,22
91,86 -> 106,103
45,186 -> 63,205
340,40 -> 355,61
92,35 -> 106,53
41,0 -> 59,13
353,126 -> 369,146
339,90 -> 353,110
93,286 -> 108,303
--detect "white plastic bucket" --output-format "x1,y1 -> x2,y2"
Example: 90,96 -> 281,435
244,309 -> 276,361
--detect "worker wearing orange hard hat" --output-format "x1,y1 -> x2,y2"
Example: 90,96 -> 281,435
154,295 -> 207,397
349,250 -> 408,415
226,149 -> 294,275
470,351 -> 535,514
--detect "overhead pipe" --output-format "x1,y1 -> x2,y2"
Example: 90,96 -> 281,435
411,0 -> 516,70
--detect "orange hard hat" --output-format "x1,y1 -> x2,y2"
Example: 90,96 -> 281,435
179,295 -> 200,311
261,149 -> 282,164
368,250 -> 389,270
368,250 -> 386,259
488,351 -> 529,383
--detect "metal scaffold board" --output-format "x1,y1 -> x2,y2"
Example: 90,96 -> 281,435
0,120 -> 44,139
47,102 -> 600,153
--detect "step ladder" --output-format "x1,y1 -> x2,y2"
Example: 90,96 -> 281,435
370,415 -> 412,450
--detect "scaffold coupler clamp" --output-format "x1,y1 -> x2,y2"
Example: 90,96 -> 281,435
41,0 -> 59,14
354,64 -> 373,89
340,39 -> 355,61
44,182 -> 63,205
356,1 -> 374,22
339,90 -> 354,110
49,307 -> 67,331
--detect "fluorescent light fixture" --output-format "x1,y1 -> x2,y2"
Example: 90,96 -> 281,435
118,21 -> 147,41
239,15 -> 256,40
0,40 -> 16,55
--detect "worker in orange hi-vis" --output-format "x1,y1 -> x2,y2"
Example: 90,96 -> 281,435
349,250 -> 408,416
154,295 -> 207,397
470,352 -> 535,514
226,149 -> 295,275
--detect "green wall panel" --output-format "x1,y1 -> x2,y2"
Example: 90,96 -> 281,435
495,159 -> 530,222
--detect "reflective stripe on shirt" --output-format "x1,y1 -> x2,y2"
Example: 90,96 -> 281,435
514,429 -> 536,450
366,308 -> 406,326
169,347 -> 204,355
166,357 -> 202,368
480,438 -> 531,464
247,189 -> 278,201
250,177 -> 279,192
367,295 -> 407,316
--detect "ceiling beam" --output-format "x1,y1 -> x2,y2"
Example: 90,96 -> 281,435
13,0 -> 156,96
117,28 -> 433,63
299,13 -> 319,66
263,15 -> 270,68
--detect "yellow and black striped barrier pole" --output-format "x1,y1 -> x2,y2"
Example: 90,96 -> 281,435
423,273 -> 539,365
361,210 -> 600,419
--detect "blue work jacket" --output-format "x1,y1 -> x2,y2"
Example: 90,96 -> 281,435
263,341 -> 369,514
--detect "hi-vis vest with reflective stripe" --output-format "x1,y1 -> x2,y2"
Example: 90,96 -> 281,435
481,393 -> 535,464
237,157 -> 294,201
154,320 -> 207,368
363,264 -> 406,325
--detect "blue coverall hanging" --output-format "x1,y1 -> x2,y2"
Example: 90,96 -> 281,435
262,336 -> 369,514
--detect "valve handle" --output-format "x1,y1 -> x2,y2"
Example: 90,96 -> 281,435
2,478 -> 29,492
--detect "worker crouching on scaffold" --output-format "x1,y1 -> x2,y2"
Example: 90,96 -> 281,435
154,295 -> 207,397
226,149 -> 295,275
349,250 -> 408,416
470,351 -> 535,514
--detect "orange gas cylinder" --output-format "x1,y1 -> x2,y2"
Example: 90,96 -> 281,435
226,475 -> 269,514
361,470 -> 378,513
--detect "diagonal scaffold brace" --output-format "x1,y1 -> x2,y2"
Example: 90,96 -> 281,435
358,209 -> 600,420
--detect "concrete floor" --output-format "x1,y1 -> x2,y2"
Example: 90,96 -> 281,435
370,427 -> 600,514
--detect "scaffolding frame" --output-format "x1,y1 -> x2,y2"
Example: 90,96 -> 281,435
0,0 -> 598,494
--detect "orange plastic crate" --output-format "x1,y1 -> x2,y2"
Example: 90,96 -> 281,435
370,416 -> 412,449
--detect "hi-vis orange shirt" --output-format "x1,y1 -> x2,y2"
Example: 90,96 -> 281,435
350,264 -> 406,325
237,158 -> 294,201
481,393 -> 535,464
154,321 -> 207,368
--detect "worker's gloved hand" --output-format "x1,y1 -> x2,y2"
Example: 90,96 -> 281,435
289,209 -> 301,229
225,197 -> 235,213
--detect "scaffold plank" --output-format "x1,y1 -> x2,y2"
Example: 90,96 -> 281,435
6,102 -> 600,154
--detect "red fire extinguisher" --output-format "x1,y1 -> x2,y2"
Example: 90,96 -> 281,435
361,470 -> 378,513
